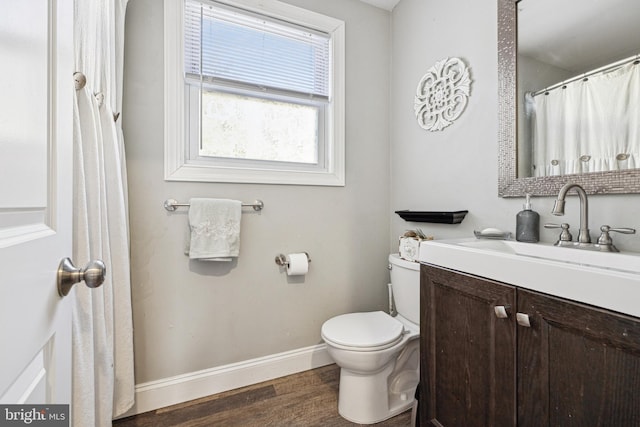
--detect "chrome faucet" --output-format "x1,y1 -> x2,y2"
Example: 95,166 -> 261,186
548,182 -> 636,252
551,183 -> 591,244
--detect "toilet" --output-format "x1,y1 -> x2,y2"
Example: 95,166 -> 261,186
321,253 -> 420,424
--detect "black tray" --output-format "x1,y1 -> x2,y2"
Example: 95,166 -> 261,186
395,210 -> 468,224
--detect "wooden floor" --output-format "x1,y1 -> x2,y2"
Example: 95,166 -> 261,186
113,364 -> 413,427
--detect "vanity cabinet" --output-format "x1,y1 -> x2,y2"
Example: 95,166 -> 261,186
420,264 -> 640,427
419,265 -> 516,426
517,288 -> 640,426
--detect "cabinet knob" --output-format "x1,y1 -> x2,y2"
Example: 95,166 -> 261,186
494,305 -> 510,319
516,313 -> 532,327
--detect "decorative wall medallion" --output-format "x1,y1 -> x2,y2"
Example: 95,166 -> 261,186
414,57 -> 471,131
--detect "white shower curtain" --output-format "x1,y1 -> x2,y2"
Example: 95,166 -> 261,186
72,0 -> 134,426
532,62 -> 640,177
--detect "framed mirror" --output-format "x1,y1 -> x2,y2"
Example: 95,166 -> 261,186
497,0 -> 640,197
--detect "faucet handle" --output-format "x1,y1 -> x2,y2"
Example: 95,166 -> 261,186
605,226 -> 636,235
597,225 -> 636,250
544,223 -> 573,243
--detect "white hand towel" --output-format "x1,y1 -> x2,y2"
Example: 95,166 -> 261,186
186,198 -> 242,261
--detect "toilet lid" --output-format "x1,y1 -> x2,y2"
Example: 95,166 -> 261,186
321,311 -> 404,349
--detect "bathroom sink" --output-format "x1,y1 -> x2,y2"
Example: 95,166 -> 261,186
451,239 -> 640,274
419,238 -> 640,318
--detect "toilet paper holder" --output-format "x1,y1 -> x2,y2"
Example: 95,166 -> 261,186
275,252 -> 311,267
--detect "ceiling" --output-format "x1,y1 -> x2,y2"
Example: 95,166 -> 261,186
518,0 -> 640,73
359,0 -> 400,11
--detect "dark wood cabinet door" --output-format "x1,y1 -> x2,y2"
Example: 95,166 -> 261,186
420,265 -> 517,427
517,289 -> 640,427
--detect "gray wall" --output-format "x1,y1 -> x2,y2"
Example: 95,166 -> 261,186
390,0 -> 640,252
124,0 -> 640,386
123,0 -> 392,383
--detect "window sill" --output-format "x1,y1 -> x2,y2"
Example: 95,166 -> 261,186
164,162 -> 345,186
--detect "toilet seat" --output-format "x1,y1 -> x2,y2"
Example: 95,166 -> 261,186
321,311 -> 404,352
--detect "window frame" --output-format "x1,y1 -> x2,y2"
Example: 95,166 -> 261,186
164,0 -> 345,186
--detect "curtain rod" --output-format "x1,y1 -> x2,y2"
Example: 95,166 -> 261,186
531,53 -> 639,97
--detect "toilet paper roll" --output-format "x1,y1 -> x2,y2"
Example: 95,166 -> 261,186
286,253 -> 309,276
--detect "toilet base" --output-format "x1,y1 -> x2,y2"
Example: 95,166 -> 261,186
336,340 -> 419,424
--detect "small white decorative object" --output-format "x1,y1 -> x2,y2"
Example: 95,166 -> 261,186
414,57 -> 472,132
399,237 -> 421,262
398,229 -> 433,262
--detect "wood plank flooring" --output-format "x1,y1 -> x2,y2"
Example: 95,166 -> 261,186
113,364 -> 413,426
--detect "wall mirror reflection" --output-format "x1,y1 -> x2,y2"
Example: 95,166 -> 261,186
498,0 -> 640,196
517,0 -> 640,179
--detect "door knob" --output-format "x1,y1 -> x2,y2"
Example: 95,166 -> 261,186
57,258 -> 106,297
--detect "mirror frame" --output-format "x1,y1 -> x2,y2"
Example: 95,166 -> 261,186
497,0 -> 640,197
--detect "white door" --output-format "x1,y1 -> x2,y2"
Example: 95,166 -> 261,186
0,0 -> 74,414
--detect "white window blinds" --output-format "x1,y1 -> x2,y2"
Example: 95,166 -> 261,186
184,0 -> 331,100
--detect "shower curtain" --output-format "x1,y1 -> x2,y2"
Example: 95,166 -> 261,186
72,0 -> 134,426
532,62 -> 640,177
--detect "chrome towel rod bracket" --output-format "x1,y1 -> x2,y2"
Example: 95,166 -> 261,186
164,198 -> 264,212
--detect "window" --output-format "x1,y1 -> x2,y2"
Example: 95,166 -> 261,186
164,0 -> 345,185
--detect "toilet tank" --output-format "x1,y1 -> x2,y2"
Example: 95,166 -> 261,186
389,253 -> 420,325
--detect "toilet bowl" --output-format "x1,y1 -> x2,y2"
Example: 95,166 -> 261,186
321,254 -> 420,424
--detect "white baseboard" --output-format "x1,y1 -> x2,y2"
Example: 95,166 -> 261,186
117,343 -> 332,418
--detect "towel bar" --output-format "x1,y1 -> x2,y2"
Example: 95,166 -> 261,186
164,198 -> 264,212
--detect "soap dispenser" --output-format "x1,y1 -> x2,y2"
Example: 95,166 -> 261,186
516,193 -> 539,242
